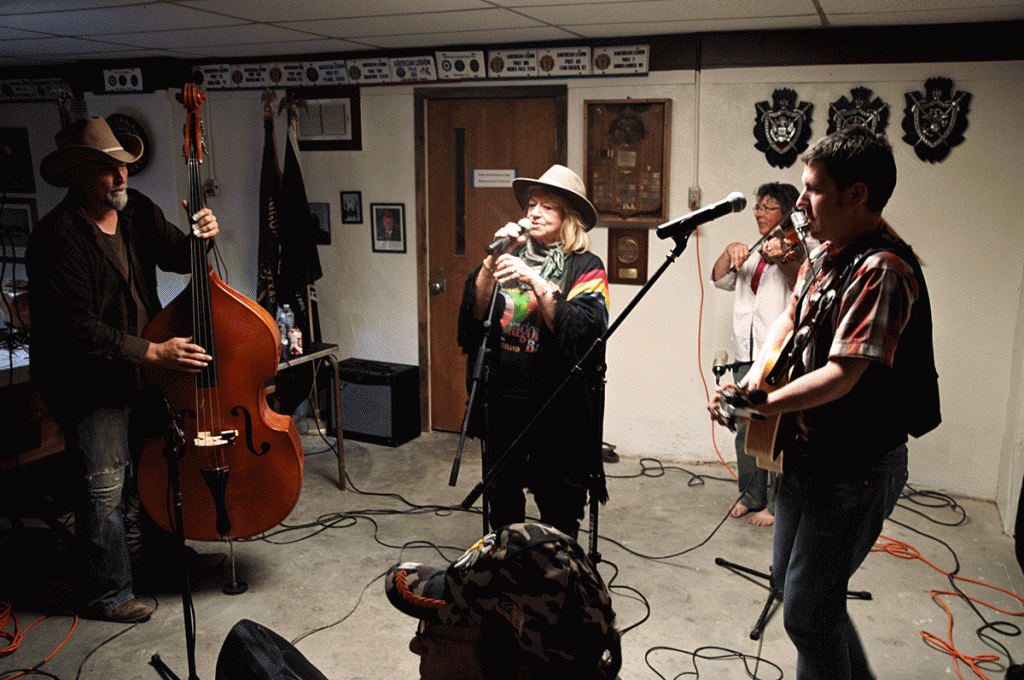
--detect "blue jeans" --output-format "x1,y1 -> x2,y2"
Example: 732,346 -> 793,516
58,406 -> 136,615
772,444 -> 908,680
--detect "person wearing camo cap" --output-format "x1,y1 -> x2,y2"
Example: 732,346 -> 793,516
385,522 -> 621,680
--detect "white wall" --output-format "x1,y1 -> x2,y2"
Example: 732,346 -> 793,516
4,58 -> 1022,530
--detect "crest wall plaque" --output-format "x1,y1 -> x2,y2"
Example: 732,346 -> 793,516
754,88 -> 813,168
827,86 -> 890,135
902,77 -> 972,163
584,99 -> 671,224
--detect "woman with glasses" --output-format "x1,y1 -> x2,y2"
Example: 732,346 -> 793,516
710,182 -> 805,527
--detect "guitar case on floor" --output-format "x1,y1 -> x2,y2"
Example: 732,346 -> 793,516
216,619 -> 329,680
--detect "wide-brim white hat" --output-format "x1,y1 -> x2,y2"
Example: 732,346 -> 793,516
40,116 -> 143,187
512,164 -> 598,230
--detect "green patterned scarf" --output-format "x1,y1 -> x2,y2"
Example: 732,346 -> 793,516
518,237 -> 566,292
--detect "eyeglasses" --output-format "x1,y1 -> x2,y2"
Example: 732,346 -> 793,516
753,204 -> 782,213
415,620 -> 482,645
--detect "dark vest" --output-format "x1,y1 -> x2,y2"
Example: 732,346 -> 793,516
786,229 -> 941,478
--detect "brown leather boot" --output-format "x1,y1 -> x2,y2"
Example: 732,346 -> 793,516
101,598 -> 153,623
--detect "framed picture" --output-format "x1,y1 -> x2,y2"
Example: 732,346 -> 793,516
309,202 -> 330,245
340,191 -> 362,224
288,85 -> 362,151
607,228 -> 649,285
584,98 -> 672,226
0,197 -> 38,262
370,203 -> 406,253
0,127 -> 36,194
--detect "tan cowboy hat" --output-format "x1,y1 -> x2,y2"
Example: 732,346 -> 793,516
512,164 -> 598,230
40,116 -> 143,187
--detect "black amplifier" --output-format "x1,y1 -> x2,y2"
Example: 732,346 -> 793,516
336,358 -> 420,447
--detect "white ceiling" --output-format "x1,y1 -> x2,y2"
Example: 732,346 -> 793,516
0,0 -> 1021,68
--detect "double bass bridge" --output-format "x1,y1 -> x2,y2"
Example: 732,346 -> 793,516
194,430 -> 238,447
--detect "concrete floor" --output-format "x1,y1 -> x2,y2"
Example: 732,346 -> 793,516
2,429 -> 1023,680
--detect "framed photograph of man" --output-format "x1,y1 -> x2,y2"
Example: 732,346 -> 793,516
341,191 -> 362,224
370,203 -> 406,253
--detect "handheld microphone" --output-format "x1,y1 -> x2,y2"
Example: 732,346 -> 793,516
485,218 -> 531,255
656,192 -> 747,240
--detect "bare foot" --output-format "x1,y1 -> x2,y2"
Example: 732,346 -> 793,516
730,502 -> 750,518
748,509 -> 775,527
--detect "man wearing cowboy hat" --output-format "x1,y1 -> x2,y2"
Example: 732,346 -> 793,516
457,164 -> 610,540
27,116 -> 222,623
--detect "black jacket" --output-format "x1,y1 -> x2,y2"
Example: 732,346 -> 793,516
27,189 -> 194,415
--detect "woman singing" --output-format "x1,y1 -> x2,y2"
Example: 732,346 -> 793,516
457,165 -> 610,539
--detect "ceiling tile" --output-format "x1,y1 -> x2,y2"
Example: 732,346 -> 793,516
519,0 -> 817,24
0,24 -> 41,39
0,0 -> 140,14
570,16 -> 823,37
362,25 -> 579,48
290,8 -> 543,38
828,6 -> 1024,24
190,38 -> 373,60
178,0 -> 492,23
99,23 -> 322,50
822,0 -> 1022,11
0,4 -> 243,36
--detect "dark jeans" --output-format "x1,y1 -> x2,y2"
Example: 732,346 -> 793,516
733,363 -> 777,514
57,406 -> 136,615
772,444 -> 908,680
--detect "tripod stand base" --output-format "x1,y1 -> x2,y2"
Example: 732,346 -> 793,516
715,557 -> 780,640
222,540 -> 248,595
715,556 -> 874,640
223,580 -> 248,595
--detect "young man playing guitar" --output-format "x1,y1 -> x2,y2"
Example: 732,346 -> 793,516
709,125 -> 940,680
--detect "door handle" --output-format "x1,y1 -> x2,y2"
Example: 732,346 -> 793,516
429,278 -> 446,294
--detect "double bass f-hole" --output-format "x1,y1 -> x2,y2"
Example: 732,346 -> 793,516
176,405 -> 268,456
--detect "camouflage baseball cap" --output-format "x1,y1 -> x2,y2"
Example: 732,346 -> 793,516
385,523 -> 616,665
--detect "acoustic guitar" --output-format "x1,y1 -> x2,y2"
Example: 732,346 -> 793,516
743,332 -> 793,474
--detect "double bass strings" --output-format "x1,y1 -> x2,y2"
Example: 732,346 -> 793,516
186,105 -> 225,474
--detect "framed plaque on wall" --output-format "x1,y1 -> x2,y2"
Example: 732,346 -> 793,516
607,228 -> 648,285
584,99 -> 671,225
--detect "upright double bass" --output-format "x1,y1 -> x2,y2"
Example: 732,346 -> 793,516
138,84 -> 303,541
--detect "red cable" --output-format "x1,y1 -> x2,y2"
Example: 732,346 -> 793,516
874,536 -> 1024,680
1,601 -> 79,678
694,228 -> 739,481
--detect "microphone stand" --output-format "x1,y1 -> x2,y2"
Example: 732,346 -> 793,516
449,272 -> 504,535
460,222 -> 701,563
148,400 -> 201,680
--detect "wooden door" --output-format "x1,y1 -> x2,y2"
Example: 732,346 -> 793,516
425,89 -> 565,432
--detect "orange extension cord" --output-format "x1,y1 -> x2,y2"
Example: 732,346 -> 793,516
693,229 -> 739,481
0,601 -> 78,679
873,535 -> 1024,680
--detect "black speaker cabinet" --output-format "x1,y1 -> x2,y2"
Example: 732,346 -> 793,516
337,358 -> 420,447
216,619 -> 329,680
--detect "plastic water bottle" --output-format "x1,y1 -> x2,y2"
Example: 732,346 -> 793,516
275,304 -> 294,360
